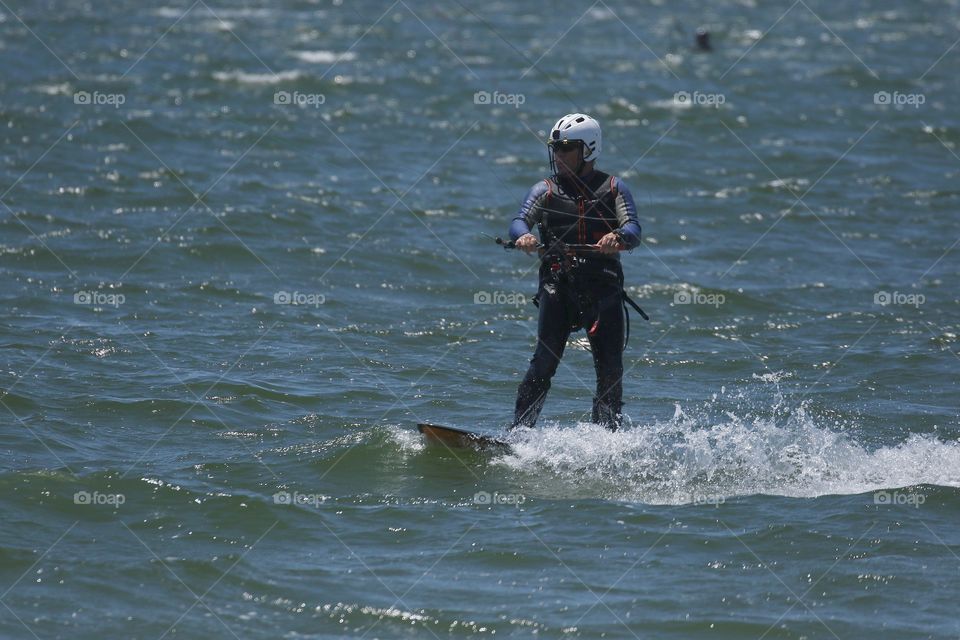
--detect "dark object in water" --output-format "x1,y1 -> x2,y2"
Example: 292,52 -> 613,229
696,28 -> 712,52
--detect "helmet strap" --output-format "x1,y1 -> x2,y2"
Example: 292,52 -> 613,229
574,146 -> 586,176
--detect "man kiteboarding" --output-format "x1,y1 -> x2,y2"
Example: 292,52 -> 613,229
508,113 -> 643,431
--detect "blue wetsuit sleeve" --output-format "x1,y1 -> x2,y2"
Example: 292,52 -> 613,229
509,181 -> 550,241
613,177 -> 642,250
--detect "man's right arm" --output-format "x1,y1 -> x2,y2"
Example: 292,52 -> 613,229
509,181 -> 550,241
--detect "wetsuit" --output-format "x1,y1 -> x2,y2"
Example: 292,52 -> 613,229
509,169 -> 641,431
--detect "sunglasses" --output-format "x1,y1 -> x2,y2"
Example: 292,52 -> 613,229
550,140 -> 582,153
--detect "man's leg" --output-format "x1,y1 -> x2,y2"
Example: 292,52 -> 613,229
588,293 -> 625,431
513,288 -> 571,429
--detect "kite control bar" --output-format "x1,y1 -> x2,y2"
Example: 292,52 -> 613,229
493,235 -> 623,254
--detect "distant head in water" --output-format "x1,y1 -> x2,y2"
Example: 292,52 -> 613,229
695,27 -> 712,52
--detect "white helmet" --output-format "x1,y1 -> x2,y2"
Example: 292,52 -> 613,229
549,113 -> 602,162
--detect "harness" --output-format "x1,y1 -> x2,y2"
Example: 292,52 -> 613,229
532,227 -> 649,350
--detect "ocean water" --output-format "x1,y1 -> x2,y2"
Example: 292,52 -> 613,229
1,0 -> 959,638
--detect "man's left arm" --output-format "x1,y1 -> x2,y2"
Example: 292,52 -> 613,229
611,177 -> 642,250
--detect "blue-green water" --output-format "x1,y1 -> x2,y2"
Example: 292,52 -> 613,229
2,1 -> 959,638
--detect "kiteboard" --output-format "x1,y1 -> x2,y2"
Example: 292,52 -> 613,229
416,423 -> 511,453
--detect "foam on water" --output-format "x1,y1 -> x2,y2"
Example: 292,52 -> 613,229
292,51 -> 357,64
387,423 -> 426,454
493,388 -> 960,504
154,7 -> 275,19
212,70 -> 302,84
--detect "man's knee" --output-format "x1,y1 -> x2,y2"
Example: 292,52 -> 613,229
528,345 -> 562,380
